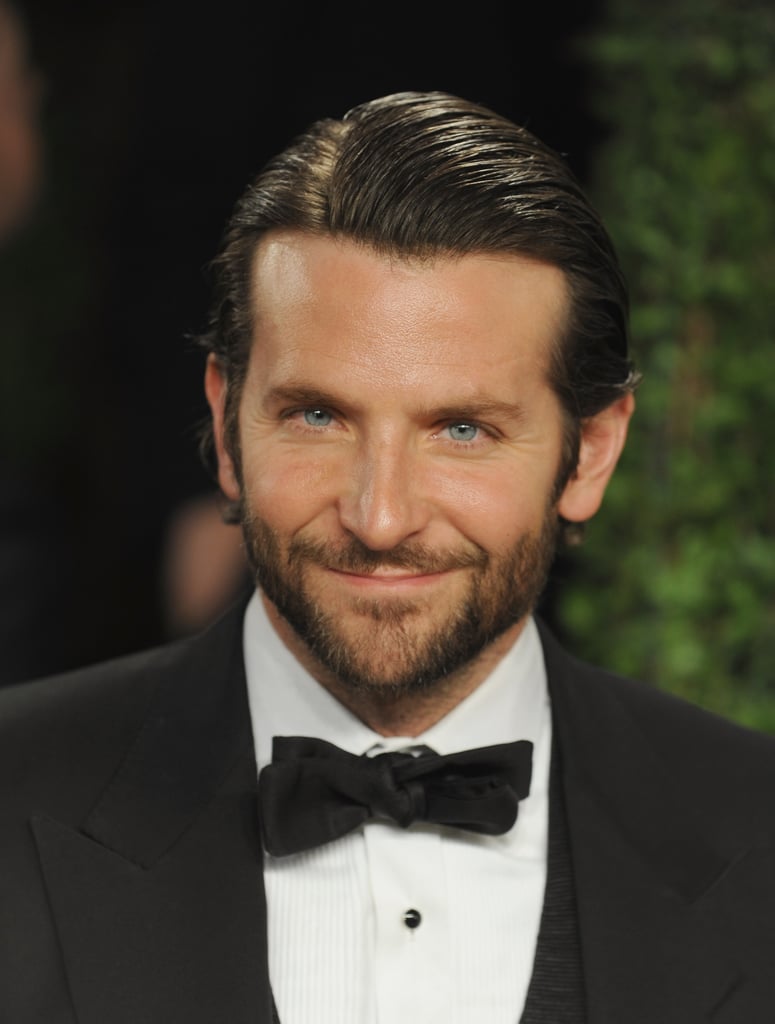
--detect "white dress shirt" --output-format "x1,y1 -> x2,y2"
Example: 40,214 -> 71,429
243,590 -> 552,1024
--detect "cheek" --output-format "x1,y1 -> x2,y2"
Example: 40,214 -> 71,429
430,463 -> 555,550
243,449 -> 341,524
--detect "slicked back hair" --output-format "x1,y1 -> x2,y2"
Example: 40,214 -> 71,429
199,91 -> 639,535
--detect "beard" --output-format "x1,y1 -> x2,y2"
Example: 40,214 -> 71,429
240,504 -> 559,701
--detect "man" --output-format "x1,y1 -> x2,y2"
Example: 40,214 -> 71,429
2,91 -> 774,1024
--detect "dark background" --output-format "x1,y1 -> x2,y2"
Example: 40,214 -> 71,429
2,0 -> 605,683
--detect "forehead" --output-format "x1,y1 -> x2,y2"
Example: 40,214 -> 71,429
247,230 -> 568,391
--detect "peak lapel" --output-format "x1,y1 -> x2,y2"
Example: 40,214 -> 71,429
32,602 -> 276,1024
539,622 -> 774,1023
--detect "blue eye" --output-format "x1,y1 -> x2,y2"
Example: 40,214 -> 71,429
447,423 -> 479,442
303,409 -> 333,427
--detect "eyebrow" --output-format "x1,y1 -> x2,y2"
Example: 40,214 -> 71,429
264,384 -> 345,409
420,399 -> 528,423
264,383 -> 527,423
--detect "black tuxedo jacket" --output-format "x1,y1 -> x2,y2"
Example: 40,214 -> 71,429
2,602 -> 775,1023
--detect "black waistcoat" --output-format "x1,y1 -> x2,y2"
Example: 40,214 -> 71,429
520,741 -> 586,1023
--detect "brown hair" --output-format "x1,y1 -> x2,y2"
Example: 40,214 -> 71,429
199,91 -> 639,531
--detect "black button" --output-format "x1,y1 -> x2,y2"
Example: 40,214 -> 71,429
403,908 -> 422,929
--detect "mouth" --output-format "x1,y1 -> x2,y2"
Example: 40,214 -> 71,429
325,567 -> 453,591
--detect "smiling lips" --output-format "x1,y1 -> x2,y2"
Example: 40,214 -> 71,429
326,566 -> 452,590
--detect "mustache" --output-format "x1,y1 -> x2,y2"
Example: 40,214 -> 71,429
287,536 -> 488,575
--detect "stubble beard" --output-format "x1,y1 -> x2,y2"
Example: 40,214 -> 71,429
240,502 -> 560,703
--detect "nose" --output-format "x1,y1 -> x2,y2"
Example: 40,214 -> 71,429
337,437 -> 431,551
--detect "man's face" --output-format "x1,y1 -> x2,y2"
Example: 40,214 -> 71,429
207,231 -> 619,701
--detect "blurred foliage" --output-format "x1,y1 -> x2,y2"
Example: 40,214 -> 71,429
556,0 -> 775,730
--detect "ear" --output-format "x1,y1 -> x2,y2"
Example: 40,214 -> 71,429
204,354 -> 241,503
557,393 -> 634,523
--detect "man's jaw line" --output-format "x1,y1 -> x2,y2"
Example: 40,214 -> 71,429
244,504 -> 555,735
259,587 -> 529,737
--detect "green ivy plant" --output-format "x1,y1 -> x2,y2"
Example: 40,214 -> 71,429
556,0 -> 775,730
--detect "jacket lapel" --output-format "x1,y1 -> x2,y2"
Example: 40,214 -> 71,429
30,602 -> 774,1023
540,622 -> 774,1022
32,603 -> 276,1024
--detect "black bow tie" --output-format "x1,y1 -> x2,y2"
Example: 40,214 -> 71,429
258,735 -> 533,857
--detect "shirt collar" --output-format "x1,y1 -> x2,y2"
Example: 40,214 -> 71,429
243,588 -> 548,771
